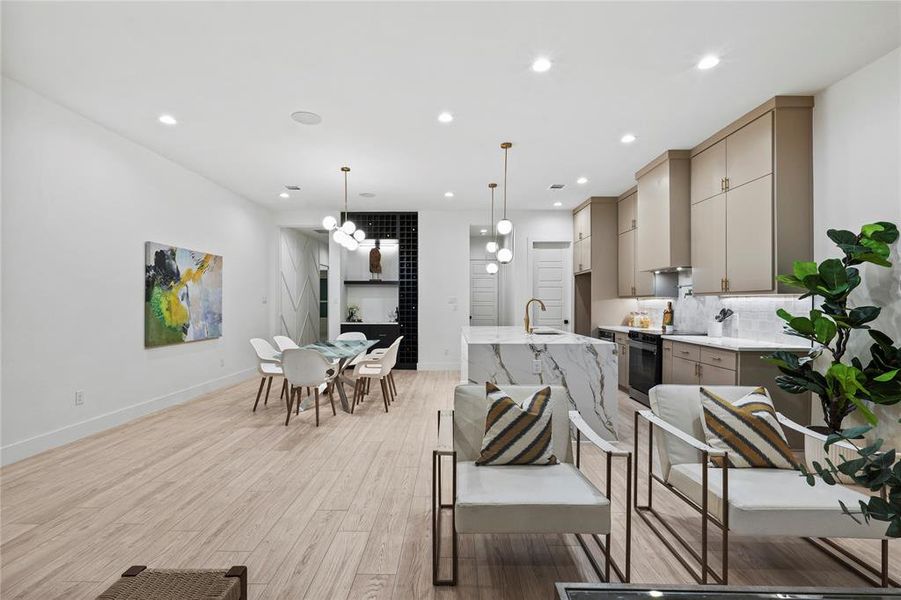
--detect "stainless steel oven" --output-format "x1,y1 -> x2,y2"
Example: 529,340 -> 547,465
628,331 -> 661,405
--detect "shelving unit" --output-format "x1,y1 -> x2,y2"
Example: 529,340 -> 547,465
344,280 -> 400,286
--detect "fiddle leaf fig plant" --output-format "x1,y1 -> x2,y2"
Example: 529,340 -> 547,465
764,221 -> 900,433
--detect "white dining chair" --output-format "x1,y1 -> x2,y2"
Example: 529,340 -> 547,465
352,336 -> 403,412
273,335 -> 299,352
336,331 -> 367,341
250,338 -> 286,411
281,348 -> 337,426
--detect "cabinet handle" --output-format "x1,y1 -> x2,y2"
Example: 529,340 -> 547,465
720,177 -> 725,192
711,356 -> 722,361
631,218 -> 636,229
725,278 -> 730,292
725,177 -> 730,190
679,350 -> 690,355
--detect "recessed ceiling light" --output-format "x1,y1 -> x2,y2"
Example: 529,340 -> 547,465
621,133 -> 637,144
444,191 -> 454,198
359,192 -> 376,198
437,112 -> 454,123
553,201 -> 562,207
290,111 -> 322,125
576,177 -> 588,185
158,114 -> 177,126
279,192 -> 290,199
697,55 -> 720,70
531,57 -> 552,73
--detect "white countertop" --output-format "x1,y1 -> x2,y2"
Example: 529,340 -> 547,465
462,326 -> 613,345
663,335 -> 811,352
597,325 -> 811,352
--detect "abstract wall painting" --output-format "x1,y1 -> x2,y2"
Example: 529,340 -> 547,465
144,242 -> 223,347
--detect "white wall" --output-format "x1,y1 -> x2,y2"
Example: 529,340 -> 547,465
418,209 -> 573,370
1,79 -> 277,464
812,47 -> 901,443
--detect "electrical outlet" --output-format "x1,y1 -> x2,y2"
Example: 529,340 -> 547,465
531,360 -> 542,374
261,296 -> 268,305
75,390 -> 84,406
220,358 -> 225,367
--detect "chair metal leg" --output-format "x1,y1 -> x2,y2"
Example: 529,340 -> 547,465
432,450 -> 457,586
264,376 -> 273,405
253,378 -> 265,412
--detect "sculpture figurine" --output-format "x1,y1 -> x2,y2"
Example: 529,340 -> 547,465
369,240 -> 382,280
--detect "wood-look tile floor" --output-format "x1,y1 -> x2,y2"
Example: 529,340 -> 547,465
1,370 -> 897,599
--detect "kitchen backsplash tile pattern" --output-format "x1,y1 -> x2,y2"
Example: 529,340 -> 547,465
636,273 -> 813,344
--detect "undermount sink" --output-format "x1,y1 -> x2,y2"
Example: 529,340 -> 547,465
531,329 -> 560,336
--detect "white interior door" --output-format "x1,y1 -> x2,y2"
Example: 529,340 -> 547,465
470,260 -> 498,326
531,242 -> 570,330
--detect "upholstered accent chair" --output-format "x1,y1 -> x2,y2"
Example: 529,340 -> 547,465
637,384 -> 896,587
432,384 -> 632,586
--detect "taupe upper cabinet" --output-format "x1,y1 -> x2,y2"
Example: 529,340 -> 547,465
617,190 -> 637,235
635,150 -> 691,273
573,204 -> 591,242
689,96 -> 813,294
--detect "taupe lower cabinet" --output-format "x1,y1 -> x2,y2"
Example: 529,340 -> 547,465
689,97 -> 814,295
662,339 -> 810,447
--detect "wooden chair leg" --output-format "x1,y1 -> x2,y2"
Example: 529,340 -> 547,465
390,372 -> 398,397
296,388 -> 300,415
380,379 -> 390,413
328,384 -> 337,416
351,380 -> 359,414
314,389 -> 320,427
281,379 -> 287,400
264,376 -> 273,405
285,388 -> 293,426
253,378 -> 265,412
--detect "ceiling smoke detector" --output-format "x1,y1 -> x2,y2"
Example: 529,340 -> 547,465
548,183 -> 565,190
290,111 -> 322,125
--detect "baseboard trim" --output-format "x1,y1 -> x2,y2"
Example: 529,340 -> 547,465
416,362 -> 460,371
1,367 -> 256,466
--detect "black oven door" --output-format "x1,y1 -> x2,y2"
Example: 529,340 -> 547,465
628,336 -> 660,405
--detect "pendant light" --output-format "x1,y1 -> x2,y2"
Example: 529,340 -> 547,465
496,142 -> 514,264
485,182 -> 499,274
496,142 -> 514,237
485,182 -> 499,255
322,166 -> 365,250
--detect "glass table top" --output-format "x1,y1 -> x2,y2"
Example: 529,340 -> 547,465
297,339 -> 378,360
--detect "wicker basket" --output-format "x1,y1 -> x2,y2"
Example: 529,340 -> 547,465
96,566 -> 247,600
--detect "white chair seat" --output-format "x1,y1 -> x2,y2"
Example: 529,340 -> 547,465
356,364 -> 385,378
260,362 -> 283,376
455,461 -> 610,535
668,463 -> 886,539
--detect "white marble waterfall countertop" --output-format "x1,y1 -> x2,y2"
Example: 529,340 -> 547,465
461,326 -> 613,345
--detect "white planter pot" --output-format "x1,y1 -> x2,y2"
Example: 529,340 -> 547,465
803,434 -> 857,484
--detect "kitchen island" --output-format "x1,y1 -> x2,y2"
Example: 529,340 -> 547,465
461,326 -> 619,439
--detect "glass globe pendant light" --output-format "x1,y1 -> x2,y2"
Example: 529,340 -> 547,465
496,142 -> 514,237
485,183 -> 499,274
485,182 -> 498,255
322,166 -> 365,249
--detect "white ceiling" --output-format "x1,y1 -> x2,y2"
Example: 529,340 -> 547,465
3,2 -> 899,212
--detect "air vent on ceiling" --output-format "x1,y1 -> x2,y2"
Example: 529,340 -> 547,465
548,184 -> 565,190
285,185 -> 301,191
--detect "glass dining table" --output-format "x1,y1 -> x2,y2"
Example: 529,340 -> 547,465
296,339 -> 378,412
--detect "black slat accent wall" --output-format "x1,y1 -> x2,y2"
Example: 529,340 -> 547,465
344,211 -> 418,369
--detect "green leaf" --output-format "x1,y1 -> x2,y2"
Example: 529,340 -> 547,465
839,425 -> 872,439
848,396 -> 878,425
818,258 -> 848,291
787,317 -> 815,336
775,274 -> 805,289
776,308 -> 794,323
827,229 -> 858,246
848,306 -> 881,328
793,261 -> 819,281
869,330 -> 895,347
861,223 -> 886,237
870,221 -> 899,243
874,369 -> 899,382
814,317 -> 837,345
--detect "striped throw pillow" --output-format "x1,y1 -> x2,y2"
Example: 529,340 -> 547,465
475,383 -> 558,466
700,387 -> 798,469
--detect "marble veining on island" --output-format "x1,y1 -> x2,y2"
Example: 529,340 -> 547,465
461,326 -> 619,440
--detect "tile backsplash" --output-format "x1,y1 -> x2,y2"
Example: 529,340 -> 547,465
636,272 -> 813,344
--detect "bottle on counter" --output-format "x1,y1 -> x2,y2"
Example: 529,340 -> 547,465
662,302 -> 674,332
